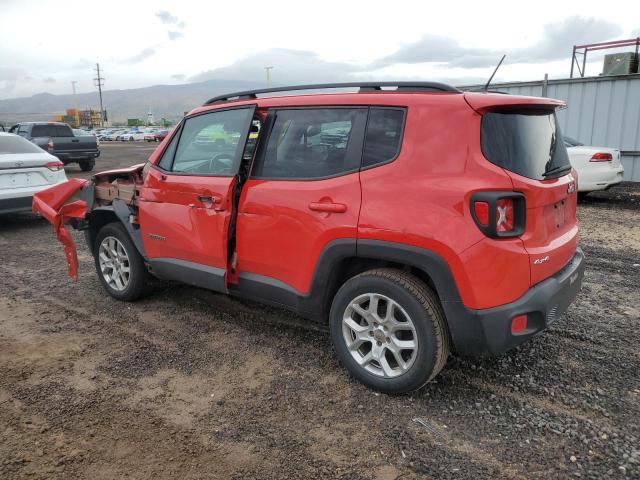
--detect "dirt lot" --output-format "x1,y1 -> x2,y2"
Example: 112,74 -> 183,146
1,143 -> 639,479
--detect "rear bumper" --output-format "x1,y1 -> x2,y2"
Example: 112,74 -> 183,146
55,150 -> 100,162
0,195 -> 33,214
578,166 -> 624,192
0,179 -> 68,214
449,248 -> 585,356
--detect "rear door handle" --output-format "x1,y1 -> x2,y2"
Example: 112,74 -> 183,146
308,202 -> 347,213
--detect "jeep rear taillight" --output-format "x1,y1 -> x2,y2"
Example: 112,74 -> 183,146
496,198 -> 515,233
473,201 -> 490,226
590,152 -> 612,162
470,192 -> 526,238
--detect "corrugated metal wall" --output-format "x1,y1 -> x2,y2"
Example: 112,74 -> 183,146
463,74 -> 640,181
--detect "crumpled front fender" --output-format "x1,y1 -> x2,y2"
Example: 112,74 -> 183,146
32,179 -> 90,281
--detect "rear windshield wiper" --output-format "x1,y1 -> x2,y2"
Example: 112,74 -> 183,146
543,164 -> 572,178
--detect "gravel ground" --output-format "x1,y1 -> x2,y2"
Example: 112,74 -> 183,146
1,143 -> 639,479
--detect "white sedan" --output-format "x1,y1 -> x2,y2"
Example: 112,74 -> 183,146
0,133 -> 68,214
564,137 -> 625,195
118,131 -> 146,141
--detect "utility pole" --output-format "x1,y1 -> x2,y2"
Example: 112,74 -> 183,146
70,80 -> 79,127
70,81 -> 78,109
264,66 -> 274,87
93,63 -> 105,127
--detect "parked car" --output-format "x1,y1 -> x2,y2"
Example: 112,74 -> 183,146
119,131 -> 146,141
9,122 -> 100,172
0,132 -> 67,214
563,136 -> 624,196
96,130 -> 115,141
145,130 -> 169,142
103,130 -> 126,141
33,82 -> 584,393
115,131 -> 131,141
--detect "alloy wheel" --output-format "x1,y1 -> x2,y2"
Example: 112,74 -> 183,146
342,293 -> 418,378
98,236 -> 131,291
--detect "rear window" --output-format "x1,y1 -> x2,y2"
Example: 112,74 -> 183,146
31,124 -> 73,137
0,135 -> 44,154
481,109 -> 571,180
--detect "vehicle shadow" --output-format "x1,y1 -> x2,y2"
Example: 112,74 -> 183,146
578,182 -> 639,210
0,212 -> 49,232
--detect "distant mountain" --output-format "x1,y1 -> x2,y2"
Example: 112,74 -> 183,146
0,79 -> 264,125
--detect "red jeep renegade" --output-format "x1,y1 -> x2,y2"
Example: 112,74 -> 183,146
34,82 -> 584,393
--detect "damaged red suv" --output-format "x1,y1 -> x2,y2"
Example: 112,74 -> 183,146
34,82 -> 584,393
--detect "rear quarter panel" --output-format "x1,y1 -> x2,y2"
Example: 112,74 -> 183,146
358,96 -> 530,309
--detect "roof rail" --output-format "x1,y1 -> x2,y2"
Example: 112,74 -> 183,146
203,82 -> 461,105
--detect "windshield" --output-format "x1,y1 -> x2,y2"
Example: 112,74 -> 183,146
481,109 -> 571,180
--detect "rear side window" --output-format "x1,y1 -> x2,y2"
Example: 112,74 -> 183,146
31,125 -> 52,137
30,125 -> 72,137
362,108 -> 405,168
0,135 -> 44,154
253,108 -> 367,179
481,109 -> 571,180
54,125 -> 73,137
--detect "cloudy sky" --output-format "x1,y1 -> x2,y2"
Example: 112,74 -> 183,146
1,0 -> 638,99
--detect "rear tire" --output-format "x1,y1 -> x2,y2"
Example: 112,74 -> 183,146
80,160 -> 95,172
94,222 -> 151,301
330,268 -> 449,393
578,192 -> 589,201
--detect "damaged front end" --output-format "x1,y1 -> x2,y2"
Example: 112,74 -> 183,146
32,163 -> 147,281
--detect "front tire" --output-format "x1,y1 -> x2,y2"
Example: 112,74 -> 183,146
330,268 -> 449,393
94,222 -> 150,301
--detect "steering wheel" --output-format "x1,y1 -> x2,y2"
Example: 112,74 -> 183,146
208,153 -> 234,173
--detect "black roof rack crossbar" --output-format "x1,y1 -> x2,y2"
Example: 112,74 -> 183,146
204,82 -> 461,105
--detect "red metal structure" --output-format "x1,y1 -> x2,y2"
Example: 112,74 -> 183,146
570,37 -> 640,78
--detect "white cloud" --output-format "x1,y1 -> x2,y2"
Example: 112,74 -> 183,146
0,0 -> 637,99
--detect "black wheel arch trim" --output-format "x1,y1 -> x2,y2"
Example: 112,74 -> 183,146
82,196 -> 147,260
354,239 -> 474,354
232,238 -> 474,354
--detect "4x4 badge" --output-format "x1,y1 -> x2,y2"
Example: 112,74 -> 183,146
567,182 -> 575,194
534,255 -> 550,265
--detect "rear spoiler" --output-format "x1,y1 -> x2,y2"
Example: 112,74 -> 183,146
464,92 -> 566,114
32,179 -> 89,280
